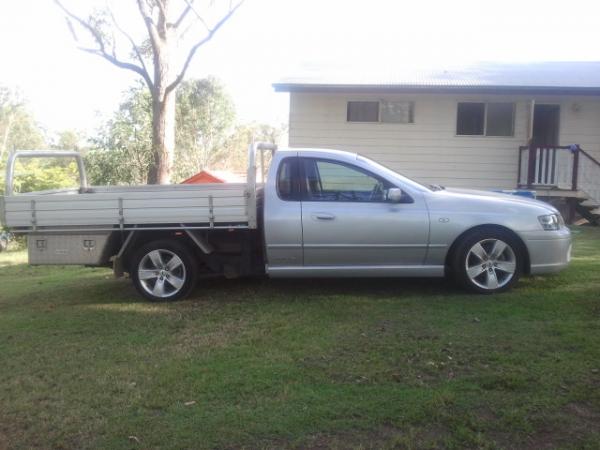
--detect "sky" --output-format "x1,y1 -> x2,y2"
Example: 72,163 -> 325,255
2,0 -> 600,138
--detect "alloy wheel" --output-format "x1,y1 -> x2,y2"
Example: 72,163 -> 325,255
137,249 -> 187,298
465,238 -> 516,290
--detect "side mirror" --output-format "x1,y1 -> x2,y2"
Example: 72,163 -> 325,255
387,187 -> 403,203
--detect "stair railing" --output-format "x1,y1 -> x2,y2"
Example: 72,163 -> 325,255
575,148 -> 600,205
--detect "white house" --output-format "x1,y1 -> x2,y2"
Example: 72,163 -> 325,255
274,62 -> 600,222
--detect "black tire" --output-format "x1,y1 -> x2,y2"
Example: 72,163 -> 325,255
451,229 -> 523,294
130,239 -> 198,302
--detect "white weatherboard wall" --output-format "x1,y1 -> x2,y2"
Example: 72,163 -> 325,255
288,92 -> 600,190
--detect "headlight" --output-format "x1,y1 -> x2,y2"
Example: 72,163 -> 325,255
538,213 -> 562,231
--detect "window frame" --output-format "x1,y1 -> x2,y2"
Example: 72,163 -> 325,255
346,100 -> 415,124
298,157 -> 411,203
275,156 -> 302,201
346,101 -> 380,123
455,101 -> 515,137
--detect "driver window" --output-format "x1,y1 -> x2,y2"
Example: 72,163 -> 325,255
302,158 -> 390,202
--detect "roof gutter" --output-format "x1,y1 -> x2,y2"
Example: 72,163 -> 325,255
272,83 -> 600,96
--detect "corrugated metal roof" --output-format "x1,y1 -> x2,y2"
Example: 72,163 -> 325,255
273,61 -> 600,94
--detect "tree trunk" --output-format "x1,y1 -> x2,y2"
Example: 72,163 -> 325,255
148,90 -> 176,184
147,13 -> 175,186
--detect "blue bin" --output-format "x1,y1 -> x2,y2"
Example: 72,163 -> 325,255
493,189 -> 536,199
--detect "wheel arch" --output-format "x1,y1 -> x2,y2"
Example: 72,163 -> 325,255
444,224 -> 531,275
112,230 -> 216,275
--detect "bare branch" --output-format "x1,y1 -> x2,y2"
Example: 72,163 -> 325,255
136,0 -> 161,57
181,0 -> 210,32
154,0 -> 169,36
55,0 -> 107,53
172,0 -> 194,29
55,0 -> 152,88
78,47 -> 152,81
108,7 -> 153,89
165,0 -> 244,96
155,0 -> 167,18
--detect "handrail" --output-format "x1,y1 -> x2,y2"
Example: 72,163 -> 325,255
518,145 -> 572,150
4,150 -> 88,196
579,147 -> 600,167
518,144 -> 600,195
575,148 -> 600,206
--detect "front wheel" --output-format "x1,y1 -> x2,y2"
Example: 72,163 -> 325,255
130,240 -> 198,301
452,230 -> 523,294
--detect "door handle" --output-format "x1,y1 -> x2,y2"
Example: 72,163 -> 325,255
313,213 -> 335,220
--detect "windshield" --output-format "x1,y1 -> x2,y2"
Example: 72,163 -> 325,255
356,154 -> 432,192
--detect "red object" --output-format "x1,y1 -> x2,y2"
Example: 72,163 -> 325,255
181,171 -> 226,184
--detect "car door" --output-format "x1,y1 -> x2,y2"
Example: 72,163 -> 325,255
300,157 -> 429,268
263,154 -> 304,269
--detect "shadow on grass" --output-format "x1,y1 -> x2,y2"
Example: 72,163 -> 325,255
187,275 -> 463,303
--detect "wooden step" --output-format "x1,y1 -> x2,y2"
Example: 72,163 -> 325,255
575,203 -> 600,225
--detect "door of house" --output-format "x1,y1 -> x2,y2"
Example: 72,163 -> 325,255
532,104 -> 560,146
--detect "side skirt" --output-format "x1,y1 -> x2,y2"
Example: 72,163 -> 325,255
266,265 -> 445,278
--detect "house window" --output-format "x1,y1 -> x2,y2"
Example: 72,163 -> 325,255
347,101 -> 414,123
486,103 -> 514,136
456,102 -> 515,136
347,101 -> 379,122
456,102 -> 485,135
380,101 -> 414,123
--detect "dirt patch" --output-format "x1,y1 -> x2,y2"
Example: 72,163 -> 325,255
252,424 -> 451,450
290,425 -> 403,450
171,317 -> 250,354
499,402 -> 600,450
0,430 -> 10,450
564,402 -> 600,422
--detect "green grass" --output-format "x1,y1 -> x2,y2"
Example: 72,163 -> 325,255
1,228 -> 600,449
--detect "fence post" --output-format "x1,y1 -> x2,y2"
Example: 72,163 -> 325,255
571,145 -> 580,191
527,143 -> 536,187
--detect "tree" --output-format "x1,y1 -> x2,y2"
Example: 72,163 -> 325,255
86,84 -> 154,185
0,86 -> 47,195
52,129 -> 86,151
86,78 -> 234,184
218,122 -> 287,172
0,86 -> 46,162
55,0 -> 244,185
85,78 -> 285,185
11,159 -> 80,194
175,77 -> 235,180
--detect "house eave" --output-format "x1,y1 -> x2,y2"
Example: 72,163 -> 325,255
272,83 -> 600,96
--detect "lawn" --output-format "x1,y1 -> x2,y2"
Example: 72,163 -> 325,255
1,228 -> 599,449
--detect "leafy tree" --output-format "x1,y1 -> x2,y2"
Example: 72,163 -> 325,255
0,86 -> 46,161
52,129 -> 86,151
84,79 -> 286,186
175,77 -> 235,181
0,86 -> 47,195
56,0 -> 244,184
86,78 -> 236,184
218,122 -> 288,172
11,159 -> 80,194
85,84 -> 154,185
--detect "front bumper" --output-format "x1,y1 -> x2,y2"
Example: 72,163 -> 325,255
519,227 -> 572,275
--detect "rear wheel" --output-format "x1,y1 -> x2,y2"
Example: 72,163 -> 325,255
452,230 -> 523,294
130,240 -> 198,301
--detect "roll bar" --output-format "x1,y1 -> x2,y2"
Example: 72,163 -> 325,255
4,150 -> 88,196
246,142 -> 277,228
